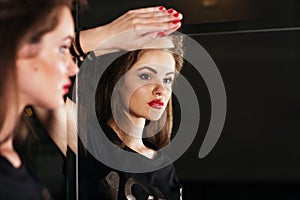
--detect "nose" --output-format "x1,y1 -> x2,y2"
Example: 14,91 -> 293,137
153,84 -> 167,97
67,56 -> 79,77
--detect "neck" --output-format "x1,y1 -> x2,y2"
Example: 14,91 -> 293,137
108,117 -> 144,141
112,110 -> 145,136
107,118 -> 156,159
0,104 -> 25,168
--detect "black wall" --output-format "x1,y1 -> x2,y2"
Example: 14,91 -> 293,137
21,1 -> 300,200
78,0 -> 300,199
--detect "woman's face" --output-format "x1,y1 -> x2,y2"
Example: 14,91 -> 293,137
118,50 -> 176,121
16,6 -> 78,109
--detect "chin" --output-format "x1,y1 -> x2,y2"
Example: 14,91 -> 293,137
48,98 -> 64,109
147,114 -> 164,121
147,109 -> 165,121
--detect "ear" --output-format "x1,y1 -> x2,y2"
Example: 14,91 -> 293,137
17,43 -> 40,58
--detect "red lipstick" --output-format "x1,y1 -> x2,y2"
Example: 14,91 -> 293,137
63,82 -> 71,94
148,99 -> 164,109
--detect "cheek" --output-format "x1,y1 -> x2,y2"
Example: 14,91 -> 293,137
40,60 -> 67,89
128,87 -> 148,107
123,88 -> 151,115
40,54 -> 65,74
120,79 -> 149,103
164,90 -> 172,107
166,90 -> 172,101
49,63 -> 66,79
33,58 -> 66,98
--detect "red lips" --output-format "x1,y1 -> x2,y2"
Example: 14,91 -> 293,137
148,99 -> 164,109
63,82 -> 71,94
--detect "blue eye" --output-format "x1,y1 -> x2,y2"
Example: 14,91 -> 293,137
139,73 -> 151,80
163,77 -> 173,84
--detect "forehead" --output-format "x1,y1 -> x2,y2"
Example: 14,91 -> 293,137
46,6 -> 74,40
57,7 -> 74,35
131,50 -> 176,72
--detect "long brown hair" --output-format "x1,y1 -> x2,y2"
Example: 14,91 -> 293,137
95,36 -> 183,149
0,0 -> 73,143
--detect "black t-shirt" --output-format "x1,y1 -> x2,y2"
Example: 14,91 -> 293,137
0,155 -> 52,200
78,124 -> 182,200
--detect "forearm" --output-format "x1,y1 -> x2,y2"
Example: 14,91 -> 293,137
72,6 -> 183,57
79,24 -> 112,53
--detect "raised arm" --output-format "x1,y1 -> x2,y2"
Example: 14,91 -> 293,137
74,6 -> 183,56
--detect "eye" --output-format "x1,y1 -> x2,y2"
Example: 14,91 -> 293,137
59,45 -> 70,54
139,73 -> 151,80
163,77 -> 173,84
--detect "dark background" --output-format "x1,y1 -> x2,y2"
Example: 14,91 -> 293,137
78,0 -> 300,199
21,0 -> 300,199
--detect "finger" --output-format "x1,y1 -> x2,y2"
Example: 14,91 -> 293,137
153,24 -> 181,38
128,10 -> 183,23
130,6 -> 181,16
129,14 -> 183,28
127,6 -> 166,14
163,21 -> 182,35
134,20 -> 182,35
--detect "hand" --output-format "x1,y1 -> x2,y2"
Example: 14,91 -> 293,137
79,6 -> 183,56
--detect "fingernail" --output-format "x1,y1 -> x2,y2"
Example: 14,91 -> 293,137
168,9 -> 174,14
158,31 -> 167,37
173,12 -> 180,17
172,20 -> 181,24
159,6 -> 165,11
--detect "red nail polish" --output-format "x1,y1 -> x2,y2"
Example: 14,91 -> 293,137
158,31 -> 167,37
159,6 -> 165,11
174,13 -> 180,17
168,9 -> 174,14
172,20 -> 180,24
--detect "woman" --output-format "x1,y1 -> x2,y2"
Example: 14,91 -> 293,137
0,0 -> 77,199
34,4 -> 183,156
79,36 -> 184,199
0,0 -> 182,199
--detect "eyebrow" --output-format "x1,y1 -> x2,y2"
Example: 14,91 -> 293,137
137,66 -> 174,76
62,35 -> 74,42
166,72 -> 175,76
138,66 -> 157,74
